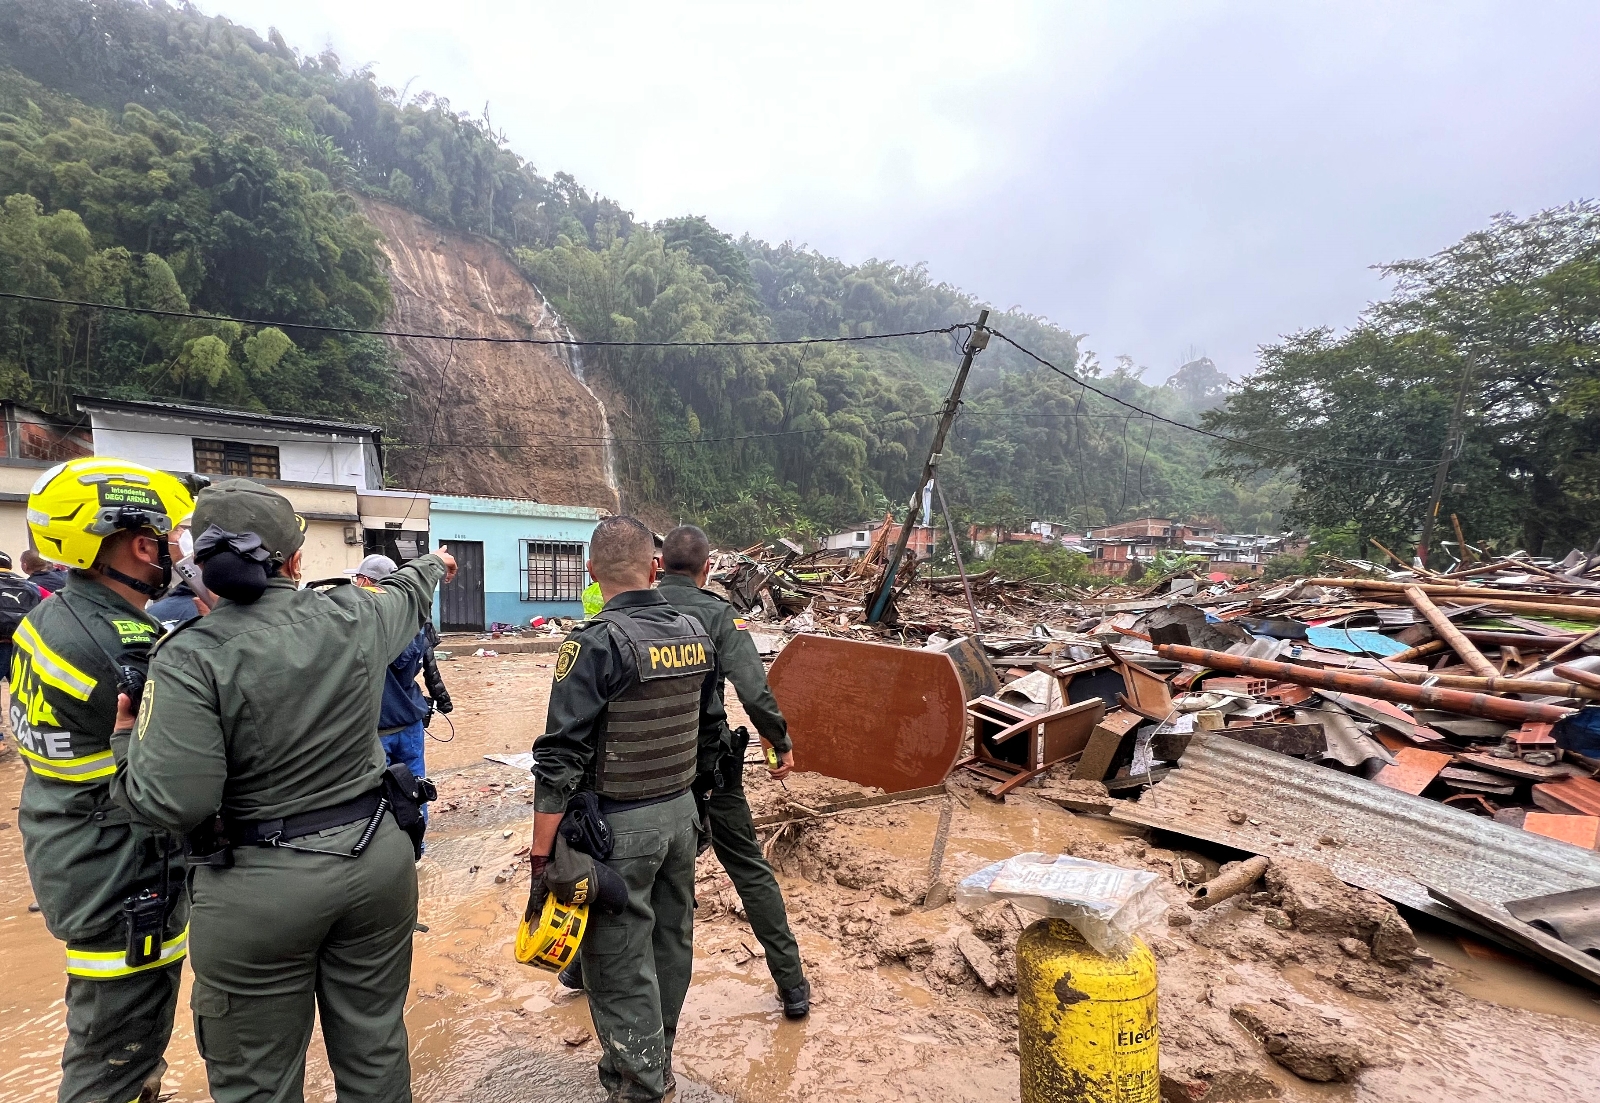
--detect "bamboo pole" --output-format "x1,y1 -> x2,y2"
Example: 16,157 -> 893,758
1155,644 -> 1577,723
1338,666 -> 1598,700
1307,578 -> 1600,620
1545,626 -> 1600,665
1555,664 -> 1600,691
1405,585 -> 1499,678
1387,639 -> 1446,664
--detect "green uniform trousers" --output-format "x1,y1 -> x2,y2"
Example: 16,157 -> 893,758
703,767 -> 805,992
187,814 -> 418,1103
580,790 -> 698,1103
59,953 -> 182,1103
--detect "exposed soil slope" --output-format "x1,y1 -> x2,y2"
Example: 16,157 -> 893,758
360,199 -> 617,508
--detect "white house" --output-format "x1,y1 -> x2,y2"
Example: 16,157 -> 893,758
822,526 -> 876,557
67,395 -> 403,580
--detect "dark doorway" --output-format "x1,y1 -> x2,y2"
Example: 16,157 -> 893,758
439,540 -> 485,633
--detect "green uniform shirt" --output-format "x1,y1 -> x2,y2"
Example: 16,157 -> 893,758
122,555 -> 447,835
12,573 -> 165,943
656,573 -> 790,754
532,588 -> 719,814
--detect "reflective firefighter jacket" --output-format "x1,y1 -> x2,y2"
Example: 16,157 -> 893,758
533,588 -> 719,813
11,574 -> 185,970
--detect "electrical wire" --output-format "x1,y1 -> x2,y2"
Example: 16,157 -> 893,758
0,291 -> 960,348
988,328 -> 1442,472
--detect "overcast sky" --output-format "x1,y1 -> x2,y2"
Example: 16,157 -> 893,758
204,1 -> 1599,380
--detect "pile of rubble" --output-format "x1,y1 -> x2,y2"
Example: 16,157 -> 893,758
745,538 -> 1600,991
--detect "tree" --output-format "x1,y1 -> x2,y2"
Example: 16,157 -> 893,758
1204,203 -> 1600,558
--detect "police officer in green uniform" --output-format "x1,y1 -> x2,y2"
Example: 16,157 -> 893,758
118,479 -> 455,1103
12,458 -> 196,1103
530,516 -> 717,1103
657,525 -> 810,1017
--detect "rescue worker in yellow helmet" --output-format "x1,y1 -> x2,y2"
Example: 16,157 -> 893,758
13,457 -> 197,1103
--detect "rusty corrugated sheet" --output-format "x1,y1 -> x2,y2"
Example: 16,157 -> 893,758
1110,730 -> 1600,927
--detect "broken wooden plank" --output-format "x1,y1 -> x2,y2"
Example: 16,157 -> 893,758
1532,778 -> 1600,817
1219,722 -> 1325,757
1452,751 -> 1571,782
1438,767 -> 1517,796
1105,767 -> 1171,793
1374,747 -> 1453,795
1523,813 -> 1600,850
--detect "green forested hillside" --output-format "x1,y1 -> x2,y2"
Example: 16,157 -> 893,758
0,0 -> 1289,542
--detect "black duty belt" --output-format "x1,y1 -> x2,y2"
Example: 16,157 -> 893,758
227,790 -> 383,846
597,787 -> 690,816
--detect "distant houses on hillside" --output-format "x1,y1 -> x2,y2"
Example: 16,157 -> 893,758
823,513 -> 1303,578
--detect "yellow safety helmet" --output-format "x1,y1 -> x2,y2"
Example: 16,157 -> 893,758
27,458 -> 198,581
514,893 -> 587,972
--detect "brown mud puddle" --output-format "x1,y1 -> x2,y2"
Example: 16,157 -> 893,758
7,652 -> 1600,1102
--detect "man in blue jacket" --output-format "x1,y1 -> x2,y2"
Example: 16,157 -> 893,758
353,555 -> 434,810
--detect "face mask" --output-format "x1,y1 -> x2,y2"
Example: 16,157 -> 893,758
178,527 -> 194,559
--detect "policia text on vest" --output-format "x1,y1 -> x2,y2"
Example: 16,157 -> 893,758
531,515 -> 720,1103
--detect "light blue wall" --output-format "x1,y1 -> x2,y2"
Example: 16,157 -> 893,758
428,496 -> 604,628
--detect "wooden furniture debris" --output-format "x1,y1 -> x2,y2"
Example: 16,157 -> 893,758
770,634 -> 967,793
1072,709 -> 1143,781
960,696 -> 1106,798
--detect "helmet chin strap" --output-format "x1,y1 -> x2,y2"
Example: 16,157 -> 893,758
100,536 -> 173,600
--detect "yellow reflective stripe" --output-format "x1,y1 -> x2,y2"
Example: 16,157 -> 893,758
65,927 -> 187,979
14,621 -> 97,701
16,744 -> 116,782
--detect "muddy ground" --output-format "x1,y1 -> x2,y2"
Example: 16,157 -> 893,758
5,651 -> 1600,1102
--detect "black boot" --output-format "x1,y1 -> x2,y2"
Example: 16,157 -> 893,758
558,956 -> 584,991
779,979 -> 810,1019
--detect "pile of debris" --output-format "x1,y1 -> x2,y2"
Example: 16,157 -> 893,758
763,542 -> 1600,990
952,550 -> 1600,987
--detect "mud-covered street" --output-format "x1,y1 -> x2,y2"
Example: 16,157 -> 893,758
5,652 -> 1600,1102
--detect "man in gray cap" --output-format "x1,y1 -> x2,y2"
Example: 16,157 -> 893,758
351,554 -> 444,813
119,479 -> 456,1103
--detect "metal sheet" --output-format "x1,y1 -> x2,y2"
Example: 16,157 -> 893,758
770,633 -> 967,793
1111,730 -> 1600,927
1504,885 -> 1600,953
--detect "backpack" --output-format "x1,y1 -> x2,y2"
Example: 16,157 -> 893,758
0,575 -> 41,642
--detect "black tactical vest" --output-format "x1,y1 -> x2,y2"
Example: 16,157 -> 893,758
593,609 -> 715,801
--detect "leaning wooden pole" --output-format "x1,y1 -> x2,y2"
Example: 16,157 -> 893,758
1404,585 -> 1499,678
1153,644 -> 1576,724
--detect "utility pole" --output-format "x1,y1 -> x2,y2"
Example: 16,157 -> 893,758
1416,359 -> 1473,569
867,310 -> 989,623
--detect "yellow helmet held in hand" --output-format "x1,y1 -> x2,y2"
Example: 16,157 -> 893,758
514,894 -> 587,972
27,458 -> 198,583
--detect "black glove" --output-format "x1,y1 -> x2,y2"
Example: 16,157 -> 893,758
546,836 -> 628,915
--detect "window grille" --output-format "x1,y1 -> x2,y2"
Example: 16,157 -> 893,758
522,541 -> 586,601
194,438 -> 280,479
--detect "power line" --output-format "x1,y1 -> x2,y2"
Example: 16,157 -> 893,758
0,292 -> 960,348
987,329 -> 1441,472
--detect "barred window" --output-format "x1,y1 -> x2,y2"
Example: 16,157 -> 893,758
523,541 -> 585,601
194,438 -> 280,479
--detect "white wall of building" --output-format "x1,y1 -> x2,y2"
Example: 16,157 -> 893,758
88,409 -> 374,489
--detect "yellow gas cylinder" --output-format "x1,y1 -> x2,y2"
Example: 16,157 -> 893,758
1016,918 -> 1159,1103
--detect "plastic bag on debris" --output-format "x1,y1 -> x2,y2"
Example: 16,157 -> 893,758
956,853 -> 1166,955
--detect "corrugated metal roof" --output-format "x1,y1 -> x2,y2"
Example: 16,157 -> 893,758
1110,730 -> 1600,928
